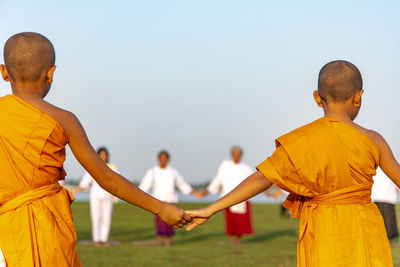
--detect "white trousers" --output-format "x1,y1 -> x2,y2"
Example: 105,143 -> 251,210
90,196 -> 114,242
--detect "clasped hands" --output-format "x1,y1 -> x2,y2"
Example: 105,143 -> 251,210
157,202 -> 213,230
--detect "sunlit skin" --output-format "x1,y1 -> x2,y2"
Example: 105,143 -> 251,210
1,49 -> 191,229
185,87 -> 400,232
72,149 -> 109,196
74,148 -> 111,246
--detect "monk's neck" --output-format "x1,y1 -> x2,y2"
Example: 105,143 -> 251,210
322,104 -> 355,124
10,80 -> 48,100
323,111 -> 355,124
12,90 -> 44,101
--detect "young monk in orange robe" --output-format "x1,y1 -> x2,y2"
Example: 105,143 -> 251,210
0,32 -> 191,266
186,60 -> 398,266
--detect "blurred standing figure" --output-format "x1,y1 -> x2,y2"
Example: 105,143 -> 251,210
372,167 -> 399,244
202,146 -> 254,245
139,150 -> 202,246
74,147 -> 118,246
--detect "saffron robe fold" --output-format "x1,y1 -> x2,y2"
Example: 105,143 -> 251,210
257,117 -> 392,267
0,95 -> 82,266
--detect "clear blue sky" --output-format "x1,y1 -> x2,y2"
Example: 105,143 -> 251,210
1,0 -> 400,183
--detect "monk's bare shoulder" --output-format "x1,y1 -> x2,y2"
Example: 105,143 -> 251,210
37,100 -> 83,138
353,123 -> 388,153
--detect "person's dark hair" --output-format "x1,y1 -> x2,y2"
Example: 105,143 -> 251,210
318,60 -> 363,103
158,150 -> 170,160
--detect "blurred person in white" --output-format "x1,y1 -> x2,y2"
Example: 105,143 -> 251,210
200,146 -> 254,245
372,167 -> 399,245
139,150 -> 202,246
74,147 -> 118,246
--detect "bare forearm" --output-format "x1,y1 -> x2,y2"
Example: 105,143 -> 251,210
66,119 -> 189,225
208,171 -> 272,215
372,132 -> 400,189
381,162 -> 400,189
379,151 -> 400,189
94,169 -> 190,227
99,171 -> 163,215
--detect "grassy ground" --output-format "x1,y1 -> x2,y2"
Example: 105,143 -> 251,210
73,202 -> 400,267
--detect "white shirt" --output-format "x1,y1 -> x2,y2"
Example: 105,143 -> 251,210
139,166 -> 192,203
207,160 -> 254,213
371,167 -> 399,204
79,163 -> 118,200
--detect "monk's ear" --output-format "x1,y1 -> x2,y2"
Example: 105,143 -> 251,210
353,90 -> 364,108
313,90 -> 323,107
46,65 -> 56,83
0,64 -> 10,82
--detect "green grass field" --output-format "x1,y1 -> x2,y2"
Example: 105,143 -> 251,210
73,202 -> 400,267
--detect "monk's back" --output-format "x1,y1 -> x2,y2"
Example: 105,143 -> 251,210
0,94 -> 68,205
276,117 -> 379,196
260,117 -> 392,267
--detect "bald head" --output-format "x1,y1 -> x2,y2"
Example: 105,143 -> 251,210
318,60 -> 362,103
4,32 -> 55,82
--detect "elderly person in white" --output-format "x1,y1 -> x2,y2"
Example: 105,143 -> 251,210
139,150 -> 201,246
202,146 -> 254,245
74,147 -> 118,246
372,167 -> 399,243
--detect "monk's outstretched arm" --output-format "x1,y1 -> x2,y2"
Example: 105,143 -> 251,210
369,131 -> 400,188
61,112 -> 191,227
186,171 -> 272,231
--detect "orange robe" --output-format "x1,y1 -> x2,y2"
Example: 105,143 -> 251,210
257,117 -> 392,267
0,95 -> 82,266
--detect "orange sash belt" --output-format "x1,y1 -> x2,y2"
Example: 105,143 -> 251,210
283,182 -> 372,242
283,182 -> 372,219
0,183 -> 66,215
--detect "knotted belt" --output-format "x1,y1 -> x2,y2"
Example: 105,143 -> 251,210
0,183 -> 70,215
282,182 -> 372,242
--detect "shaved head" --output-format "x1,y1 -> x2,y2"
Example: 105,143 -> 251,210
3,32 -> 55,82
318,60 -> 362,102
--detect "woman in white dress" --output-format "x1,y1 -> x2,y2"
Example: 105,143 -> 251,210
74,147 -> 118,246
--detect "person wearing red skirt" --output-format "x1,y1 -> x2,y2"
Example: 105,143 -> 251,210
201,146 -> 254,245
225,201 -> 253,239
